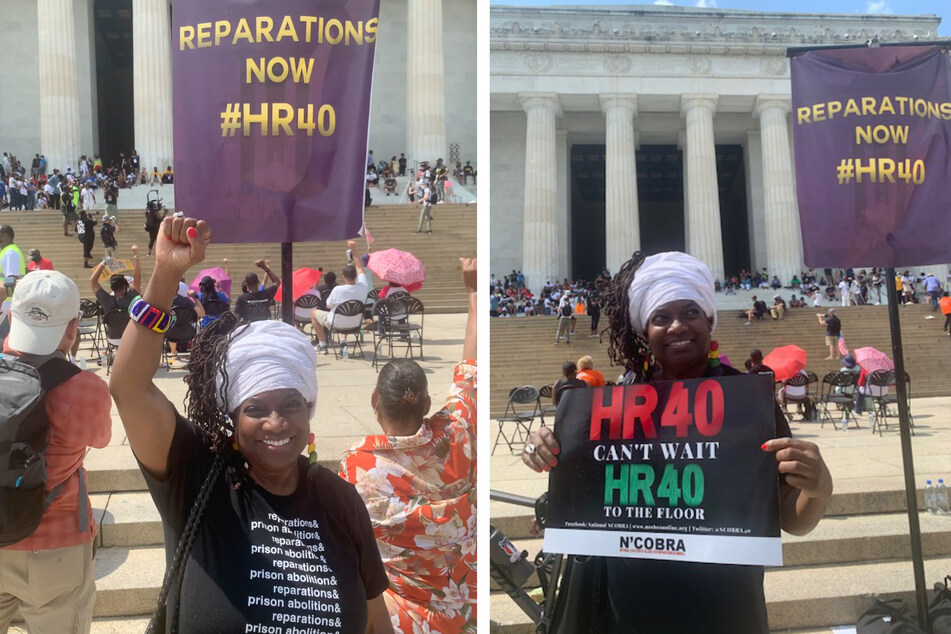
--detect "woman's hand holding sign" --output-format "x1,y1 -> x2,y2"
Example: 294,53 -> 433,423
763,437 -> 833,536
522,426 -> 559,473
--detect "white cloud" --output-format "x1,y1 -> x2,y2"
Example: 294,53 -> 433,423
695,0 -> 718,7
653,0 -> 674,5
866,0 -> 893,14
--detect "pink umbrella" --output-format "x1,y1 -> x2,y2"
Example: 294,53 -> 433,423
275,268 -> 323,302
853,347 -> 894,373
367,249 -> 426,287
188,267 -> 232,299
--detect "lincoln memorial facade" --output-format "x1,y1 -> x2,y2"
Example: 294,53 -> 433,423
490,5 -> 945,291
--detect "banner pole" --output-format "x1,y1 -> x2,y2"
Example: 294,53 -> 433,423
884,266 -> 930,631
281,242 -> 293,325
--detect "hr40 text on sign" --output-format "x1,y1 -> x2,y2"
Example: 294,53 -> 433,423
172,3 -> 381,244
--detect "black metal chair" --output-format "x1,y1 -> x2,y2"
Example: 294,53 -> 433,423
328,299 -> 366,359
536,384 -> 558,426
818,371 -> 860,430
99,306 -> 130,376
77,299 -> 102,361
293,293 -> 322,341
164,302 -> 199,369
372,295 -> 414,369
364,288 -> 379,321
867,370 -> 914,436
493,385 -> 541,454
781,371 -> 818,422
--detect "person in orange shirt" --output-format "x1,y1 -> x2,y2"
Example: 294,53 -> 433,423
940,292 -> 951,335
575,355 -> 605,387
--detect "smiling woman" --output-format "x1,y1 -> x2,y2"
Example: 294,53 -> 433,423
108,216 -> 393,634
522,250 -> 833,633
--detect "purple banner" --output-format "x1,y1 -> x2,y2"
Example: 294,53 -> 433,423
790,46 -> 951,267
172,1 -> 380,244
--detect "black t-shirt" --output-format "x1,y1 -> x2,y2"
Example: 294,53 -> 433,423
825,315 -> 841,336
78,218 -> 96,243
100,224 -> 117,247
235,286 -> 279,322
142,415 -> 388,634
752,300 -> 767,316
569,364 -> 791,634
104,188 -> 117,205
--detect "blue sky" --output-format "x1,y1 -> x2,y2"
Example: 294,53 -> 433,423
489,1 -> 951,36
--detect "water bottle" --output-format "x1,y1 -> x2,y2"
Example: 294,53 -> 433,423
937,479 -> 950,515
925,480 -> 936,514
341,343 -> 349,360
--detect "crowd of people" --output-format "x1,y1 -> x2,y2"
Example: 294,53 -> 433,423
364,150 -> 476,216
1,150 -> 173,213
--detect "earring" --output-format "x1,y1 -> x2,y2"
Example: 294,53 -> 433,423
307,432 -> 317,465
708,341 -> 721,368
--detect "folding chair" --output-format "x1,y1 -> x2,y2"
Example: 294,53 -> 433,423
77,299 -> 102,361
398,296 -> 424,360
99,306 -> 130,376
537,384 -> 558,426
293,293 -> 322,341
493,385 -> 541,454
372,296 -> 414,369
781,372 -> 817,422
819,371 -> 859,430
867,370 -> 914,436
200,296 -> 229,329
164,302 -> 199,369
327,300 -> 366,359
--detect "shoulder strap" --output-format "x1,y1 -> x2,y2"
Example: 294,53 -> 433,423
36,357 -> 81,393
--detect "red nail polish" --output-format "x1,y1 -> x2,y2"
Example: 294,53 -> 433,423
186,227 -> 198,239
549,459 -> 557,467
761,442 -> 768,450
553,447 -> 560,456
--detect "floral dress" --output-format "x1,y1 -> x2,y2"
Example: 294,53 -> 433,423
340,362 -> 477,634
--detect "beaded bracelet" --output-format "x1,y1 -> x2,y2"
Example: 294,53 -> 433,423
129,296 -> 177,334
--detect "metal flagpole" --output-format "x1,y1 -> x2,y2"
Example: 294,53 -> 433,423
281,242 -> 293,325
884,267 -> 930,630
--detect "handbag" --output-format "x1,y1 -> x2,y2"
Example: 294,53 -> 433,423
856,598 -> 926,634
146,454 -> 223,634
931,576 -> 951,634
546,555 -> 607,634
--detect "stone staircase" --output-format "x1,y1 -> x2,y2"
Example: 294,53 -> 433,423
1,203 -> 477,313
489,308 -> 951,632
490,304 -> 951,416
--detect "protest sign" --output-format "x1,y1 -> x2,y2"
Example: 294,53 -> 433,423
172,0 -> 381,244
790,46 -> 951,267
97,258 -> 133,284
544,374 -> 782,566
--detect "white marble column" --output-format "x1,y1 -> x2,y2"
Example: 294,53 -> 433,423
600,94 -> 640,273
754,95 -> 803,285
681,95 -> 724,282
406,0 -> 446,165
133,0 -> 174,172
37,0 -> 81,173
519,93 -> 562,294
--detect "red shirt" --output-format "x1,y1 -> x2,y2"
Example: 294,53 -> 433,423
1,343 -> 112,550
27,257 -> 54,271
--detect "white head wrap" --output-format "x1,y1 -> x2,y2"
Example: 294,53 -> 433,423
627,251 -> 717,336
215,321 -> 318,418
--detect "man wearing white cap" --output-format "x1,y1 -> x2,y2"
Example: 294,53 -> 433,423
0,270 -> 111,632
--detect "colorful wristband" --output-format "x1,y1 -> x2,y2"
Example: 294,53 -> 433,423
129,296 -> 177,334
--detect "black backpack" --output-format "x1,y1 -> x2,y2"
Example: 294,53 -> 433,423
561,301 -> 572,317
0,355 -> 82,547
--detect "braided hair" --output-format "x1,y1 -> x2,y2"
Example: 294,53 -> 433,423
182,311 -> 251,486
603,251 -> 656,384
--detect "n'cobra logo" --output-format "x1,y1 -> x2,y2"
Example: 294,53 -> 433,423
26,306 -> 50,322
